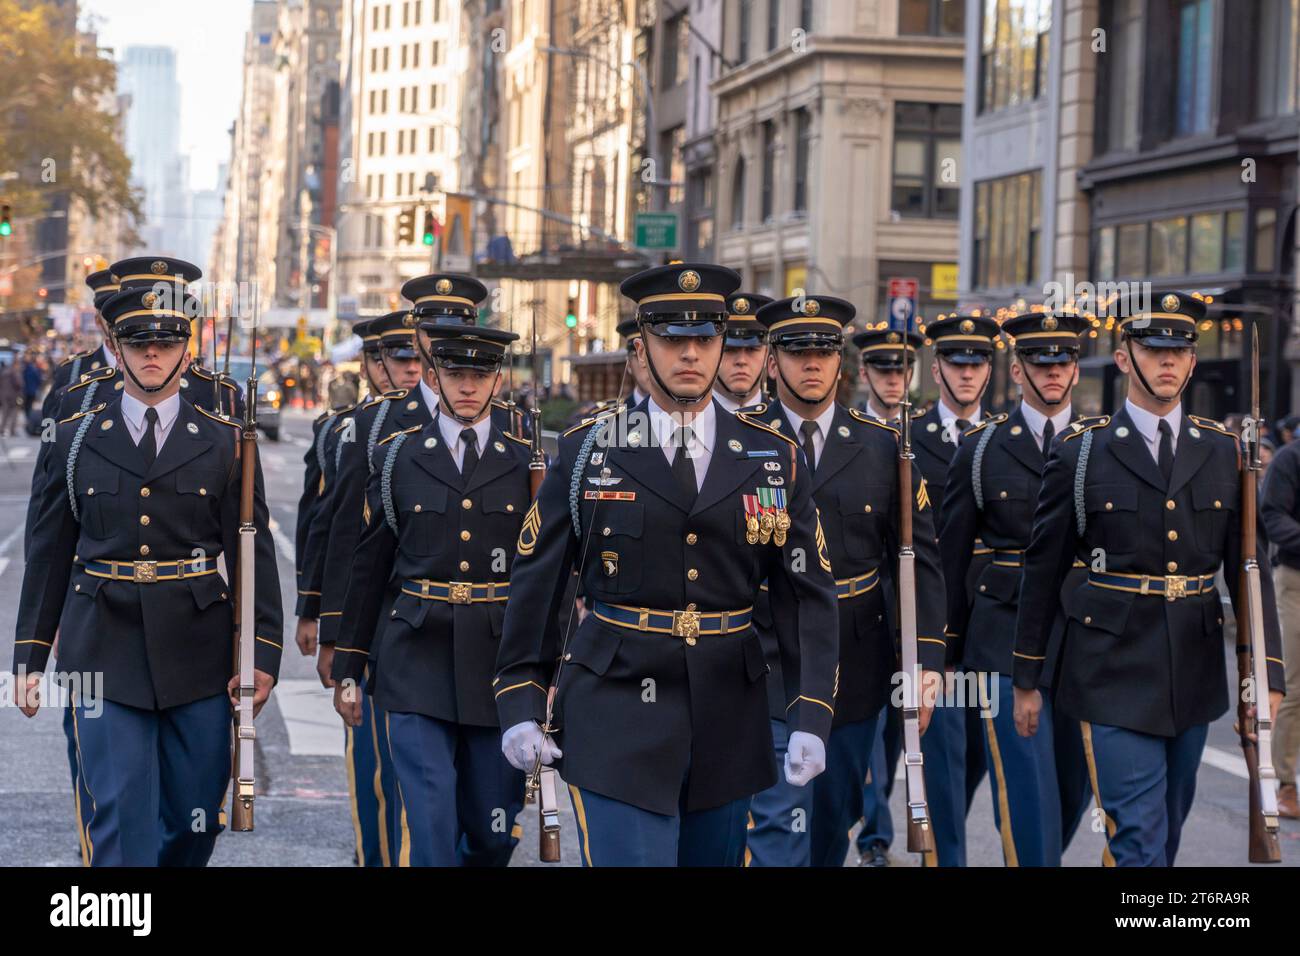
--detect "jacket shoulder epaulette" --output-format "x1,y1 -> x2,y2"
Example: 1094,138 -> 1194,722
1062,414 -> 1111,442
58,401 -> 108,425
503,431 -> 530,447
562,407 -> 619,439
316,401 -> 358,425
197,407 -> 240,428
848,406 -> 901,436
68,366 -> 116,390
378,424 -> 421,446
188,365 -> 239,390
963,412 -> 1008,437
364,388 -> 408,409
59,349 -> 94,368
1188,414 -> 1235,439
737,408 -> 797,448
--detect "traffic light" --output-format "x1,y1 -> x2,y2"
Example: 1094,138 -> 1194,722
422,210 -> 436,247
0,205 -> 11,238
396,206 -> 416,244
565,297 -> 578,329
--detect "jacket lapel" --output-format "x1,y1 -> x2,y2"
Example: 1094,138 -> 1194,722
412,413 -> 471,490
86,401 -> 147,477
1168,411 -> 1213,498
463,423 -> 519,494
1106,406 -> 1169,492
691,401 -> 764,515
810,405 -> 860,493
612,402 -> 694,513
1002,406 -> 1045,474
913,406 -> 953,465
145,401 -> 214,481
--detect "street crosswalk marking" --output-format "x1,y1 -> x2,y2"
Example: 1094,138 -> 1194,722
275,679 -> 345,757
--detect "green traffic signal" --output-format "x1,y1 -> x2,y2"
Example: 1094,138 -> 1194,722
0,205 -> 11,237
422,231 -> 434,247
565,313 -> 577,329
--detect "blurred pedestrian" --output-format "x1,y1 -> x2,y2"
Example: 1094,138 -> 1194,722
21,353 -> 41,415
1277,416 -> 1300,445
1261,436 -> 1300,819
0,358 -> 21,435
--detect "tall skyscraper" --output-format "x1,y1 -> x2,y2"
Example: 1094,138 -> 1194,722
118,45 -> 185,253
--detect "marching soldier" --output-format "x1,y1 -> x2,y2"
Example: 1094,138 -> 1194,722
940,310 -> 1094,865
744,296 -> 946,867
14,283 -> 283,866
712,292 -> 773,414
332,319 -> 528,866
496,263 -> 839,866
855,326 -> 924,424
1013,291 -> 1285,866
38,270 -> 119,427
616,318 -> 653,407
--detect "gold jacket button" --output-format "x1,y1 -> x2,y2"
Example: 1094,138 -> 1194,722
140,545 -> 151,556
1104,502 -> 1113,511
414,504 -> 422,513
687,569 -> 699,581
1084,616 -> 1093,625
864,505 -> 872,513
140,515 -> 150,526
999,491 -> 1008,499
74,584 -> 81,592
1214,499 -> 1222,509
1167,530 -> 1178,541
602,527 -> 611,536
979,584 -> 987,592
391,609 -> 397,617
1167,561 -> 1178,572
507,504 -> 515,512
686,603 -> 697,611
461,530 -> 471,541
462,498 -> 473,510
686,533 -> 697,545
1165,499 -> 1175,510
87,488 -> 94,496
199,487 -> 207,496
459,560 -> 470,572
141,487 -> 151,498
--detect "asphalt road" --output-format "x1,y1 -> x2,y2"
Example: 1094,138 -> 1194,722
1,406 -> 1296,867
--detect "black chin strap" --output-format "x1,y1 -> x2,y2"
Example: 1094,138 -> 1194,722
363,353 -> 387,394
429,361 -> 500,426
776,351 -> 841,409
119,344 -> 187,395
863,367 -> 901,421
1018,358 -> 1067,408
639,331 -> 724,407
717,345 -> 768,403
1124,338 -> 1190,406
935,357 -> 992,418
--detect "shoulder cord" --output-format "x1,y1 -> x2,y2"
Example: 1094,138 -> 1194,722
366,399 -> 391,476
380,432 -> 408,535
69,356 -> 82,387
569,419 -> 608,540
77,379 -> 100,415
65,410 -> 97,520
1073,428 -> 1094,538
971,421 -> 998,511
316,412 -> 339,476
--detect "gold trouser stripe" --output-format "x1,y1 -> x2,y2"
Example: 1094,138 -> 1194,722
70,700 -> 96,866
368,692 -> 392,868
343,724 -> 365,867
569,784 -> 594,868
983,715 -> 1020,867
1079,721 -> 1117,868
385,713 -> 411,867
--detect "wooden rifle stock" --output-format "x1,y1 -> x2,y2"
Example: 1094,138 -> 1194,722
230,302 -> 259,832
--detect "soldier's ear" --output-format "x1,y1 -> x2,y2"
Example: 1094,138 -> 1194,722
1113,347 -> 1130,374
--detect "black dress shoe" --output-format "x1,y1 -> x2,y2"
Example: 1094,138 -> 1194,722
858,842 -> 890,867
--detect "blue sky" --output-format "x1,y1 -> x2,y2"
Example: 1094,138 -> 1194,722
81,0 -> 255,192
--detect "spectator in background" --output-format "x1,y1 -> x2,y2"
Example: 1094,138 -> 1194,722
1261,436 -> 1276,479
1277,416 -> 1300,445
0,358 -> 21,436
1261,436 -> 1300,819
21,353 -> 41,416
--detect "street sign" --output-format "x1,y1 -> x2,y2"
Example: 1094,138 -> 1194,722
634,212 -> 680,252
887,277 -> 919,331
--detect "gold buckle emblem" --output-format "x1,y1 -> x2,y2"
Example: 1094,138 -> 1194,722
672,609 -> 701,643
1164,575 -> 1187,601
133,561 -> 158,583
448,582 -> 473,605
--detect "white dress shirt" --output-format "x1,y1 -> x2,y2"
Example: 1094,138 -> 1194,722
437,410 -> 492,471
713,388 -> 762,415
1125,398 -> 1181,464
103,345 -> 117,369
418,378 -> 439,415
120,392 -> 181,449
1018,402 -> 1073,452
648,396 -> 715,492
937,398 -> 983,445
783,401 -> 837,466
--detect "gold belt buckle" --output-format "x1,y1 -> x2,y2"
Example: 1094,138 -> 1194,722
672,609 -> 701,644
447,581 -> 472,605
1164,574 -> 1187,601
133,560 -> 158,583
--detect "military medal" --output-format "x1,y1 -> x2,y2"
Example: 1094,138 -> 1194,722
742,493 -> 763,544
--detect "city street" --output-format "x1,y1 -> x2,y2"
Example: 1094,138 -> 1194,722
1,406 -> 1295,868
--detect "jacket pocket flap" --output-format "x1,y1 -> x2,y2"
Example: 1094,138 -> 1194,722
984,474 -> 1030,501
396,484 -> 447,514
976,563 -> 1021,604
1084,482 -> 1138,513
1191,481 -> 1236,511
391,592 -> 430,629
568,623 -> 621,676
1068,587 -> 1134,635
482,486 -> 526,515
188,573 -> 229,610
743,632 -> 769,682
176,470 -> 224,496
77,467 -> 119,495
595,502 -> 643,538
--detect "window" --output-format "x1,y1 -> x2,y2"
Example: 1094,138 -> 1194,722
370,47 -> 378,71
767,0 -> 779,51
1224,210 -> 1246,271
793,108 -> 812,214
383,46 -> 390,70
801,0 -> 815,32
413,0 -> 421,25
1096,226 -> 1116,280
667,125 -> 686,205
434,0 -> 441,20
373,5 -> 381,30
432,41 -> 443,65
397,129 -> 405,155
399,87 -> 407,112
731,157 -> 746,229
689,169 -> 715,254
663,11 -> 689,88
385,4 -> 392,29
1174,0 -> 1213,136
1256,0 -> 1298,119
979,0 -> 1051,113
431,84 -> 440,109
1102,0 -> 1142,152
1148,217 -> 1188,276
379,131 -> 387,155
412,42 -> 420,69
971,170 -> 1041,289
1255,208 -> 1278,272
1189,213 -> 1223,274
899,0 -> 963,36
369,89 -> 377,113
381,89 -> 389,112
403,1 -> 409,27
1117,222 -> 1147,275
377,174 -> 385,200
761,121 -> 776,221
411,86 -> 419,111
891,102 -> 961,218
738,0 -> 752,64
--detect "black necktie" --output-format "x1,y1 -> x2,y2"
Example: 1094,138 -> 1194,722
672,425 -> 698,503
1158,419 -> 1174,485
955,418 -> 971,433
460,427 -> 479,479
140,407 -> 159,468
800,419 -> 818,475
1041,419 -> 1055,457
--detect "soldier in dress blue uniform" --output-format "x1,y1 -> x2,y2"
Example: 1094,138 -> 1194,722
14,284 -> 283,866
616,317 -> 653,407
1014,291 -> 1285,866
39,269 -> 119,427
332,319 -> 529,866
712,292 -> 773,414
496,262 -> 840,866
940,309 -> 1094,865
743,296 -> 946,867
854,326 -> 923,423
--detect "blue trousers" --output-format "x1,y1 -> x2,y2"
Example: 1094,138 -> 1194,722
570,785 -> 750,867
982,679 -> 1092,866
810,715 -> 880,867
1081,721 -> 1209,867
745,719 -> 813,866
856,705 -> 898,854
385,712 -> 524,867
63,703 -> 94,865
344,682 -> 402,866
72,693 -> 231,867
920,701 -> 969,866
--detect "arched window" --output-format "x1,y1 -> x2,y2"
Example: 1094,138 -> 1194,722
731,157 -> 746,229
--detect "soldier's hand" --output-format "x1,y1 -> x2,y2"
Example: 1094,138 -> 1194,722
316,644 -> 336,689
295,617 -> 319,656
784,731 -> 826,786
16,671 -> 42,718
1237,690 -> 1285,742
333,679 -> 363,726
917,669 -> 943,736
227,669 -> 275,718
1014,686 -> 1042,737
502,720 -> 562,772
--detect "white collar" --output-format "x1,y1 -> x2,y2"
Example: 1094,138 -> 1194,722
648,395 -> 716,456
783,400 -> 836,442
437,407 -> 491,451
712,387 -> 761,415
865,401 -> 894,423
120,391 -> 180,432
1019,401 -> 1073,440
1124,397 -> 1181,444
937,398 -> 981,426
103,344 -> 117,369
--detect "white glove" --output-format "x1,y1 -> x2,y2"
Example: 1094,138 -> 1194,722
501,720 -> 562,772
784,731 -> 826,787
